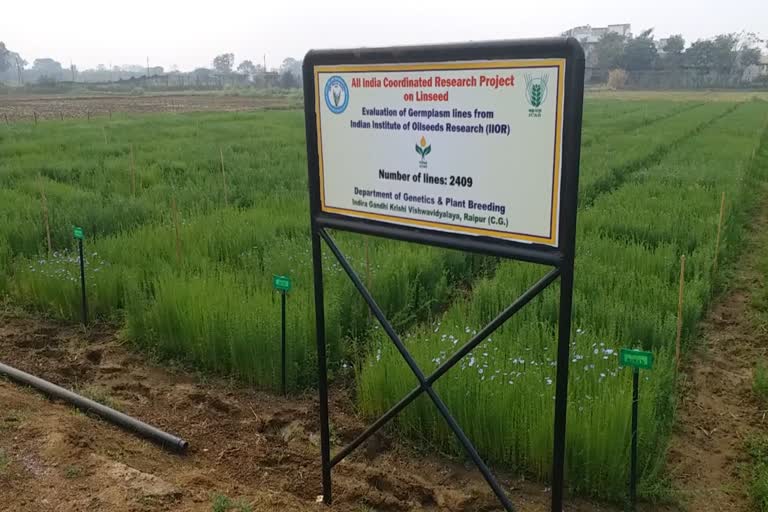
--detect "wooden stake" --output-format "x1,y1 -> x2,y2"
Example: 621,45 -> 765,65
102,126 -> 108,145
713,192 -> 726,276
87,111 -> 91,121
220,147 -> 228,207
59,112 -> 63,121
39,178 -> 52,257
4,113 -> 10,125
33,111 -> 38,125
130,145 -> 136,197
675,255 -> 686,370
171,197 -> 182,266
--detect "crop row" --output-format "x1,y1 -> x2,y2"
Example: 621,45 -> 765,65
357,100 -> 768,499
0,102 -> 732,394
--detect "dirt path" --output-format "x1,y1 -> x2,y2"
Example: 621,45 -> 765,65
0,311 -> 634,512
668,181 -> 768,510
0,94 -> 299,121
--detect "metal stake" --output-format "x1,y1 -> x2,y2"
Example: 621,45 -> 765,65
78,237 -> 88,326
629,368 -> 639,511
281,290 -> 287,395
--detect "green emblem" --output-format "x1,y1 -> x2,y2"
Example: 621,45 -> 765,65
332,89 -> 341,107
415,136 -> 431,161
73,227 -> 84,240
273,275 -> 291,292
525,74 -> 549,108
619,348 -> 654,370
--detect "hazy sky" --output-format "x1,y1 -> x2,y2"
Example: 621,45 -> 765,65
2,0 -> 766,71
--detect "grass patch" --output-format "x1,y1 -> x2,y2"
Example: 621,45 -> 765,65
0,410 -> 23,432
0,449 -> 9,473
211,494 -> 253,512
78,385 -> 117,409
63,464 -> 83,479
748,436 -> 768,511
755,363 -> 768,402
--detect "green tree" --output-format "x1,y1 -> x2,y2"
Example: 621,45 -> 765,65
684,33 -> 762,74
740,47 -> 761,67
236,60 -> 257,77
711,34 -> 739,72
595,32 -> 626,69
685,39 -> 716,69
737,32 -> 764,68
664,34 -> 685,55
278,69 -> 298,88
659,34 -> 685,69
0,42 -> 9,72
279,57 -> 302,87
32,58 -> 64,81
623,28 -> 658,70
213,53 -> 234,73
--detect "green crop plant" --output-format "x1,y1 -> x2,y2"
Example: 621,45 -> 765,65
3,98 -> 767,500
748,436 -> 768,511
578,102 -> 735,205
580,100 -> 701,148
358,100 -> 768,499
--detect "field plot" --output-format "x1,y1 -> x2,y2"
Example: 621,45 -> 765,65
0,92 -> 301,122
1,95 -> 767,506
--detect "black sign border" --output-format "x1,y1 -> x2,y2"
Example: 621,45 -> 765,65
303,38 -> 585,266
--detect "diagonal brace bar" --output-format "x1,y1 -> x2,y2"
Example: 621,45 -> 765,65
330,265 -> 560,466
321,229 -> 550,512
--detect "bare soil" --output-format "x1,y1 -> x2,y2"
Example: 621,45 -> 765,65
0,94 -> 298,122
0,310 -> 639,512
667,185 -> 768,510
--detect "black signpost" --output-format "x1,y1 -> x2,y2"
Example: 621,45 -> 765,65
303,38 -> 584,512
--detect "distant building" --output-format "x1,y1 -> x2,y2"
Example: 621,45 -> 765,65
563,24 -> 632,46
562,24 -> 632,80
742,53 -> 768,83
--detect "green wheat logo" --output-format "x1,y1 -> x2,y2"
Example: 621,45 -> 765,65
530,83 -> 543,107
332,87 -> 341,107
415,136 -> 431,160
525,74 -> 549,108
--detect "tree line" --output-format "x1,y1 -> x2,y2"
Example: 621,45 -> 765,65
589,29 -> 764,74
0,43 -> 303,89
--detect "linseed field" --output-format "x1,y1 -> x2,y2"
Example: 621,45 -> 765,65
1,91 -> 768,511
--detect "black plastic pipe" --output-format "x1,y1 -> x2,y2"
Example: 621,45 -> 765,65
0,361 -> 188,453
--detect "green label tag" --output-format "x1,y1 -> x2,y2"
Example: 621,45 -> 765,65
619,348 -> 654,370
73,227 -> 84,240
273,275 -> 291,292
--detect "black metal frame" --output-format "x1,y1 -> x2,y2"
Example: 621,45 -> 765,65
303,38 -> 584,512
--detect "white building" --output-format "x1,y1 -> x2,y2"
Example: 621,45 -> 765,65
562,24 -> 632,68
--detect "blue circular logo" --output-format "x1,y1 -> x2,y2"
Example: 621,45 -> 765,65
324,76 -> 349,114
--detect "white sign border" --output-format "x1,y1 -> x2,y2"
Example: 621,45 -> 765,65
313,58 -> 566,247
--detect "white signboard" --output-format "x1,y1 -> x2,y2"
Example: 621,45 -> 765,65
314,59 -> 565,246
